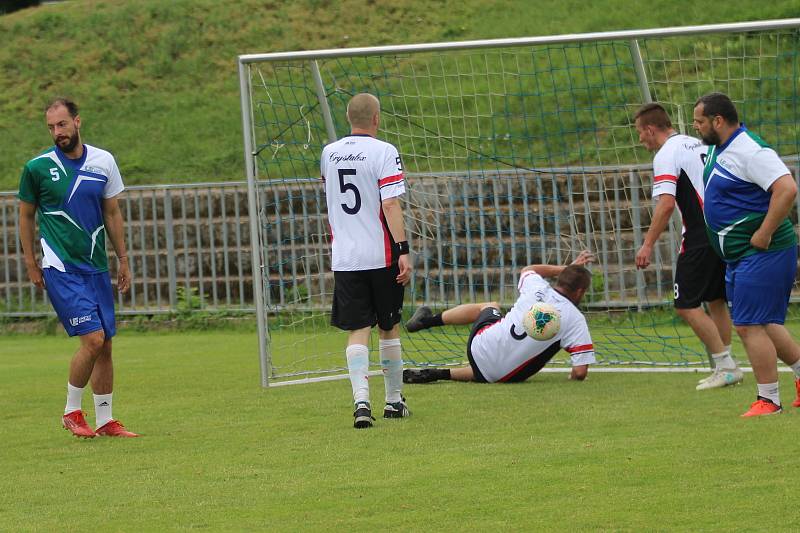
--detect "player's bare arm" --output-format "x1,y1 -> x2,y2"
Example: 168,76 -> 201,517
521,250 -> 595,278
569,364 -> 589,381
636,194 -> 676,269
18,200 -> 44,288
102,196 -> 131,294
381,196 -> 412,285
751,174 -> 796,250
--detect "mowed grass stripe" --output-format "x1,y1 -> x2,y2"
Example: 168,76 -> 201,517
1,331 -> 799,530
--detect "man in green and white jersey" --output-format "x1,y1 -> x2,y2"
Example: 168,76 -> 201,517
694,92 -> 800,417
18,98 -> 138,437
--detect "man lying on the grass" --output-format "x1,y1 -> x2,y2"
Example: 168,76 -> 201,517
403,251 -> 596,384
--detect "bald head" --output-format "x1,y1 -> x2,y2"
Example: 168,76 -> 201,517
347,93 -> 380,131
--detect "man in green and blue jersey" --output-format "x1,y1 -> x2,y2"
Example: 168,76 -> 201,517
18,98 -> 138,437
694,92 -> 800,417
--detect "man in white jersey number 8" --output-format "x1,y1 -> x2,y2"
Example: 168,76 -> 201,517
403,252 -> 596,384
321,93 -> 412,429
633,103 -> 742,391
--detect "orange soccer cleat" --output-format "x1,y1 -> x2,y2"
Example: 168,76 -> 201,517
741,398 -> 782,418
793,378 -> 800,408
62,410 -> 96,438
95,420 -> 139,437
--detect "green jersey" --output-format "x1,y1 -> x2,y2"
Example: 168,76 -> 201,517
17,144 -> 124,273
702,127 -> 796,262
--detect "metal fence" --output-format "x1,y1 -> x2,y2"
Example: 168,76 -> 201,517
4,158 -> 800,318
1,182 -> 254,316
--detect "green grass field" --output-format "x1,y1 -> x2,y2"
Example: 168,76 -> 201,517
2,330 -> 800,531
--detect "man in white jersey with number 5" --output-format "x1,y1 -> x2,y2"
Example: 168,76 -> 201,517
403,252 -> 595,384
694,92 -> 800,417
322,93 -> 412,429
633,103 -> 743,390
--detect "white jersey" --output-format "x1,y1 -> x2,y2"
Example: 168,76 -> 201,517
321,135 -> 405,271
651,133 -> 708,252
469,270 -> 595,383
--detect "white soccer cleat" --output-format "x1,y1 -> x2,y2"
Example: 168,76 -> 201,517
697,372 -> 714,385
696,368 -> 744,391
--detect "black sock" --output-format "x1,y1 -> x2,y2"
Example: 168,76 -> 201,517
422,313 -> 445,329
433,368 -> 451,380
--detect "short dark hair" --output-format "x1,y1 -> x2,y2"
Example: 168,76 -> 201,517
45,97 -> 79,118
694,92 -> 738,125
556,265 -> 592,294
634,103 -> 672,130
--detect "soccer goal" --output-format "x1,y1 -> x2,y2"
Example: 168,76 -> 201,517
238,19 -> 800,386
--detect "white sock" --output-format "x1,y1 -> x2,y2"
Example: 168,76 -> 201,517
93,393 -> 113,428
380,338 -> 403,404
346,344 -> 370,405
789,359 -> 800,379
756,382 -> 780,406
65,383 -> 84,414
711,350 -> 737,370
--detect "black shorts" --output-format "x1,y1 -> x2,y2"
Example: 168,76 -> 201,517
674,246 -> 726,309
331,265 -> 404,331
465,306 -> 502,383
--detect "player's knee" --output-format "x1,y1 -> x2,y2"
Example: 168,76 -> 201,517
378,323 -> 400,339
735,324 -> 757,339
81,331 -> 106,357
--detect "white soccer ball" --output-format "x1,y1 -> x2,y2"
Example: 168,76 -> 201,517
522,302 -> 561,341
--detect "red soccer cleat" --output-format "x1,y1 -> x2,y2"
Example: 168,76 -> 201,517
793,378 -> 800,408
62,410 -> 96,438
741,398 -> 782,418
95,420 -> 139,437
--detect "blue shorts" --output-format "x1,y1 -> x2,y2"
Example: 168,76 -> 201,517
725,246 -> 797,326
43,268 -> 116,338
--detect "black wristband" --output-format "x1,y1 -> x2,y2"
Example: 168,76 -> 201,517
396,241 -> 410,255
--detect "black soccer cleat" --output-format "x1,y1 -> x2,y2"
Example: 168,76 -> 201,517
403,368 -> 442,384
405,306 -> 433,333
384,397 -> 411,419
353,401 -> 375,429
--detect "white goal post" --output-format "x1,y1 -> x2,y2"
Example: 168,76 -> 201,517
238,19 -> 800,386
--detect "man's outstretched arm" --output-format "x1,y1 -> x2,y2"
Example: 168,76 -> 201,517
521,250 -> 595,278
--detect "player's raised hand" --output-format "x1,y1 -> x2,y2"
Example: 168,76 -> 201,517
571,250 -> 595,266
396,254 -> 412,286
635,244 -> 652,269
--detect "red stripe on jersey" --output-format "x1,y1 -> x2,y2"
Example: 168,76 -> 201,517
378,173 -> 403,188
566,343 -> 593,353
498,356 -> 537,382
653,174 -> 678,184
379,207 -> 392,267
517,270 -> 537,290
